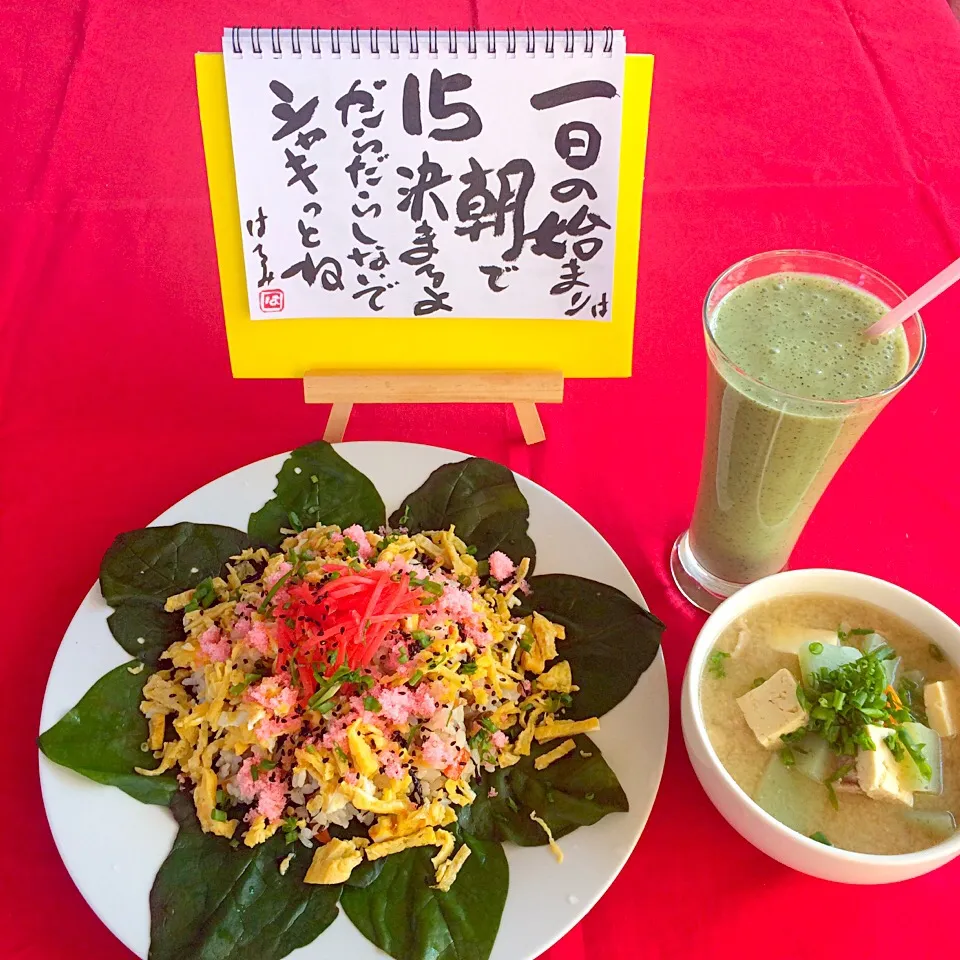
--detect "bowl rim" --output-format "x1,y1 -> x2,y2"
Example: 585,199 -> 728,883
685,567 -> 960,867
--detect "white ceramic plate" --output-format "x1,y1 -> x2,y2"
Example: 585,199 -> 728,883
38,441 -> 668,960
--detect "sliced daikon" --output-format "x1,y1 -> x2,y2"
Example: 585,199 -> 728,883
791,733 -> 833,783
799,642 -> 861,686
754,755 -> 830,835
905,809 -> 956,841
882,656 -> 902,687
861,633 -> 890,655
897,722 -> 943,796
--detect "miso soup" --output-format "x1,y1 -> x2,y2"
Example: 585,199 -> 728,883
701,594 -> 960,855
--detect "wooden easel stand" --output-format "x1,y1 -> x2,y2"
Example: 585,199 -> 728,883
303,370 -> 564,445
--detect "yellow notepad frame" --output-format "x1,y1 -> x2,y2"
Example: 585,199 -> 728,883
197,52 -> 652,381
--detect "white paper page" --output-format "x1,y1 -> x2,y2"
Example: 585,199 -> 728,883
222,29 -> 625,321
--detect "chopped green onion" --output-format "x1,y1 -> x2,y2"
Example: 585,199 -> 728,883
930,643 -> 946,663
363,696 -> 382,712
480,717 -> 498,732
809,831 -> 832,846
282,816 -> 300,845
706,651 -> 730,680
796,645 -> 922,762
466,545 -> 478,555
308,680 -> 343,709
517,637 -> 533,652
211,809 -> 228,822
398,503 -> 411,527
898,727 -> 932,781
460,662 -> 479,675
505,797 -> 519,813
359,674 -> 375,690
779,748 -> 795,767
335,746 -> 349,762
410,576 -> 443,597
809,642 -> 824,656
752,677 -> 766,689
258,566 -> 296,613
343,537 -> 360,557
885,733 -> 905,762
192,577 -> 217,607
824,762 -> 853,811
398,651 -> 409,664
287,510 -> 302,530
413,630 -> 432,648
409,670 -> 424,687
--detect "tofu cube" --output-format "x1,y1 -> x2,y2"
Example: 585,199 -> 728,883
764,626 -> 840,656
924,681 -> 957,739
735,668 -> 809,749
857,724 -> 913,807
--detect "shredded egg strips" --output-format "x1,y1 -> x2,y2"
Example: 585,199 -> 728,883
136,524 -> 598,887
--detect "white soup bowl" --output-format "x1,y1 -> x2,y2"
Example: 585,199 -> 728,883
681,568 -> 960,883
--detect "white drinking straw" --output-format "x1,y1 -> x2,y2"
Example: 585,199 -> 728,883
864,255 -> 960,338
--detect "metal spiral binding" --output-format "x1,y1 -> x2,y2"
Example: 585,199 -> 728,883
227,27 -> 617,58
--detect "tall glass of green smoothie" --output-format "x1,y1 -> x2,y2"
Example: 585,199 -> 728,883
671,251 -> 925,612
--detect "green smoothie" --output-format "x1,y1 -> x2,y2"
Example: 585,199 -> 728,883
689,273 -> 909,584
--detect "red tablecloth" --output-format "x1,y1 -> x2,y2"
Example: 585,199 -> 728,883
4,1 -> 960,957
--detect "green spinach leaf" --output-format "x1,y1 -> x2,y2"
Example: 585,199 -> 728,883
519,574 -> 663,720
38,662 -> 176,806
106,602 -> 184,668
341,830 -> 507,960
249,441 -> 385,549
150,792 -> 341,960
100,522 -> 251,664
390,458 -> 536,571
100,522 -> 252,606
343,856 -> 384,889
457,735 -> 627,845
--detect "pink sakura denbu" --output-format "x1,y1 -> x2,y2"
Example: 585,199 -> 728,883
199,625 -> 231,663
235,755 -> 289,822
488,551 -> 515,582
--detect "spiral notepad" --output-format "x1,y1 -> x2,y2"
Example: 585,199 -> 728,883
220,28 -> 628,322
